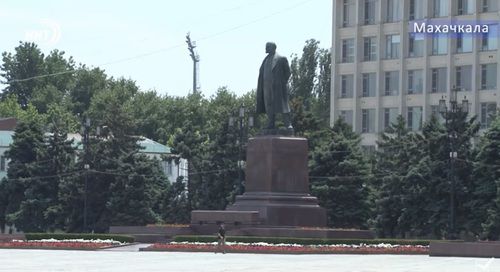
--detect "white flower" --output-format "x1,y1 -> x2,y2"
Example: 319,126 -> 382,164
21,238 -> 126,245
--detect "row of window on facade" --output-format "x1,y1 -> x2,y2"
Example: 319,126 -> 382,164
339,64 -> 497,98
341,29 -> 498,63
343,0 -> 498,27
339,102 -> 497,133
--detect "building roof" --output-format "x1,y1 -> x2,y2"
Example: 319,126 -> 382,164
138,137 -> 171,154
0,131 -> 171,154
0,118 -> 17,131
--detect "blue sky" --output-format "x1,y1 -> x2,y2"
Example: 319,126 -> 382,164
0,0 -> 332,97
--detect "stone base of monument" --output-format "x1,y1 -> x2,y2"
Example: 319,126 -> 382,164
227,227 -> 375,239
226,192 -> 327,227
189,136 -> 374,239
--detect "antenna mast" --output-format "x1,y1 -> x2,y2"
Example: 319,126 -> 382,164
186,32 -> 200,93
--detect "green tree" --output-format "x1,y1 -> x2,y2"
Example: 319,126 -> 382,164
310,118 -> 371,228
68,67 -> 107,116
128,90 -> 166,142
1,42 -> 46,108
312,48 -> 331,124
107,153 -> 168,226
2,119 -> 47,232
42,118 -> 76,232
473,117 -> 500,239
289,39 -> 320,108
162,176 -> 190,224
374,116 -> 414,237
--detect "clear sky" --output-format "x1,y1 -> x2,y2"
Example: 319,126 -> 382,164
0,0 -> 332,97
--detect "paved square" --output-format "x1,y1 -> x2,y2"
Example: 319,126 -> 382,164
1,249 -> 500,272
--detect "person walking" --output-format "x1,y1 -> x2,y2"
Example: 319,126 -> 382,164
216,223 -> 226,254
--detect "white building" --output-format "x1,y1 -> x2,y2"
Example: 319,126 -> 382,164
331,0 -> 499,149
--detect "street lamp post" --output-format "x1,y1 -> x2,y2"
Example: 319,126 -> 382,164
438,86 -> 469,239
82,117 -> 91,233
229,105 -> 254,195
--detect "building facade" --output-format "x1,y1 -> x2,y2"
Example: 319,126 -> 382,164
331,0 -> 499,148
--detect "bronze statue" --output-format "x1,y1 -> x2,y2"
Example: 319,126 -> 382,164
256,42 -> 293,133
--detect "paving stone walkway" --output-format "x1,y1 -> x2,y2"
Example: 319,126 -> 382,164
0,249 -> 499,272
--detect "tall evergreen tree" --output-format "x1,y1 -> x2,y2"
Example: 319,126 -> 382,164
42,108 -> 77,232
374,116 -> 415,237
310,118 -> 371,229
473,117 -> 500,239
2,119 -> 47,232
107,153 -> 168,226
162,176 -> 190,224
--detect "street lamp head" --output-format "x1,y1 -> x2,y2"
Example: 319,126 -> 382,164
450,85 -> 458,103
229,117 -> 235,127
248,116 -> 254,128
462,96 -> 469,113
239,106 -> 245,118
439,97 -> 447,114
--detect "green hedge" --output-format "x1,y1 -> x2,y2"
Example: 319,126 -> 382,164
25,233 -> 135,243
173,235 -> 444,246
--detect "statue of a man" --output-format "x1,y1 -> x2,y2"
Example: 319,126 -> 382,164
256,42 -> 293,132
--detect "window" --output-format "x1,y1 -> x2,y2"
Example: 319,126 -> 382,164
384,71 -> 399,96
457,0 -> 474,15
362,109 -> 376,133
342,0 -> 356,27
456,33 -> 473,53
456,66 -> 472,91
340,110 -> 354,128
340,75 -> 354,98
409,0 -> 424,20
407,70 -> 423,94
363,37 -> 377,61
342,39 -> 355,63
362,73 -> 377,97
481,103 -> 497,128
407,106 -> 423,131
384,108 -> 398,130
482,24 -> 498,51
0,156 -> 5,172
433,0 -> 449,17
431,68 -> 447,93
386,0 -> 401,22
409,35 -> 424,57
481,64 -> 497,90
385,34 -> 400,59
364,0 -> 376,25
432,34 -> 448,55
482,0 -> 498,12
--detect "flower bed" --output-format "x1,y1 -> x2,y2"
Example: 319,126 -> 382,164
0,238 -> 127,250
143,242 -> 429,255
